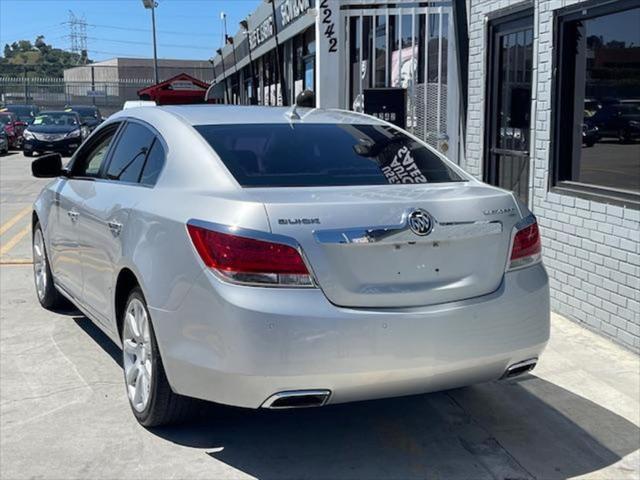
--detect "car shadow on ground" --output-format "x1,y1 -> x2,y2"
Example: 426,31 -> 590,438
73,315 -> 639,480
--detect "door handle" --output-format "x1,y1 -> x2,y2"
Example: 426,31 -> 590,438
67,210 -> 79,222
107,220 -> 123,236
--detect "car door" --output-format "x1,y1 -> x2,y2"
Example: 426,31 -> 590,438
75,120 -> 158,326
47,178 -> 84,300
47,123 -> 121,301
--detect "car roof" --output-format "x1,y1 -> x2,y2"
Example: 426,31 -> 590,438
116,105 -> 388,127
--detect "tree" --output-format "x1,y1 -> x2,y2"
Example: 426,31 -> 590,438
0,36 -> 92,77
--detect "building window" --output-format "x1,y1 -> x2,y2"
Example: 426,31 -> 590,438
416,14 -> 425,84
302,27 -> 316,93
349,16 -> 361,107
374,15 -> 386,87
362,16 -> 373,89
554,0 -> 640,205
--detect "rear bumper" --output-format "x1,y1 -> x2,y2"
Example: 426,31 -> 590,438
150,263 -> 550,409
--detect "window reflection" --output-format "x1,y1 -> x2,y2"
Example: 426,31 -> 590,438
562,6 -> 640,193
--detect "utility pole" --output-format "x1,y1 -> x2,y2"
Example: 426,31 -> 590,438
142,0 -> 159,85
240,19 -> 257,105
217,48 -> 229,104
221,12 -> 238,104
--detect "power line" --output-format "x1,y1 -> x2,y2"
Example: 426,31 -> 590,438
58,35 -> 214,51
87,23 -> 220,38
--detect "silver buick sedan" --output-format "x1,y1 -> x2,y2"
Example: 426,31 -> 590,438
31,105 -> 549,426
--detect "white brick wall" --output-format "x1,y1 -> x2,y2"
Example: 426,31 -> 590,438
466,0 -> 640,351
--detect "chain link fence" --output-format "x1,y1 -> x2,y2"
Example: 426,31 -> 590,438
0,64 -> 215,116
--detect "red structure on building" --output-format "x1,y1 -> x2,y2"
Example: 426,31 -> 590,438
137,73 -> 210,105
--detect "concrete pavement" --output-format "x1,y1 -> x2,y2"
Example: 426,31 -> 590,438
1,152 -> 639,479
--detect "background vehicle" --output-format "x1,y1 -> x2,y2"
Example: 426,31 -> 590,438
1,104 -> 39,124
589,102 -> 640,143
0,130 -> 8,155
23,111 -> 85,157
582,122 -> 599,147
31,106 -> 549,427
0,112 -> 27,149
64,105 -> 104,133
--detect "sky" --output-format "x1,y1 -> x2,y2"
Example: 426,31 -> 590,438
0,0 -> 259,61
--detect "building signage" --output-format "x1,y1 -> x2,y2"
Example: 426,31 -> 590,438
319,0 -> 337,53
315,0 -> 341,108
249,16 -> 274,50
280,0 -> 311,27
170,80 -> 203,91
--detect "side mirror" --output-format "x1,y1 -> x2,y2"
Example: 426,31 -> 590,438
31,153 -> 64,178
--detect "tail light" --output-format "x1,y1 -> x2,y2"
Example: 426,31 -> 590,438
187,224 -> 314,287
508,215 -> 542,270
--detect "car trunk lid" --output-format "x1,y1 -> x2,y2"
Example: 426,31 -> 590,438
245,183 -> 521,308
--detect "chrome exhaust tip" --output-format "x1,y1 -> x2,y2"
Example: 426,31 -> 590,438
501,358 -> 538,380
261,389 -> 331,409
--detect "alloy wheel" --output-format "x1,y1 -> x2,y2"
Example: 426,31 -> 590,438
122,298 -> 153,413
32,228 -> 48,302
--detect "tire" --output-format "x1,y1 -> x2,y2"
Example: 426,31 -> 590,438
32,222 -> 67,310
618,129 -> 631,144
121,287 -> 196,427
24,150 -> 33,157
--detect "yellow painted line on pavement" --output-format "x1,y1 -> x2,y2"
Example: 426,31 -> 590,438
0,259 -> 33,266
0,224 -> 31,256
0,205 -> 31,236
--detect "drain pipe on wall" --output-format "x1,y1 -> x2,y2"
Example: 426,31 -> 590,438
528,5 -> 540,213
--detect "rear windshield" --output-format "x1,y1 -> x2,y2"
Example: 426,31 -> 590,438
194,123 -> 463,187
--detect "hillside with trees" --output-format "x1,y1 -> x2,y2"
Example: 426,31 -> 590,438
0,36 -> 91,77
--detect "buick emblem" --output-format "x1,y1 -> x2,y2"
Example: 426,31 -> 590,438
408,209 -> 433,236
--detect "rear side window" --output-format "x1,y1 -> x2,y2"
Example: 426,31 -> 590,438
140,138 -> 165,186
194,123 -> 463,187
106,122 -> 155,183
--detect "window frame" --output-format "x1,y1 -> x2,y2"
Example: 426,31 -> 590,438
66,121 -> 123,180
551,0 -> 640,209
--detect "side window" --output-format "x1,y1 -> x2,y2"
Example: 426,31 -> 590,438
105,122 -> 155,183
140,138 -> 166,186
72,125 -> 119,177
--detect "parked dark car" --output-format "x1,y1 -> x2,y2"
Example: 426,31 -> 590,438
0,104 -> 39,124
582,122 -> 599,147
0,112 -> 27,149
22,111 -> 85,157
64,105 -> 104,133
0,130 -> 8,155
589,103 -> 640,143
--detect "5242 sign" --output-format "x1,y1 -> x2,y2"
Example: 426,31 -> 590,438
320,0 -> 337,53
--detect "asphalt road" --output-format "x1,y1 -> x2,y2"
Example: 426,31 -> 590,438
1,152 -> 639,480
